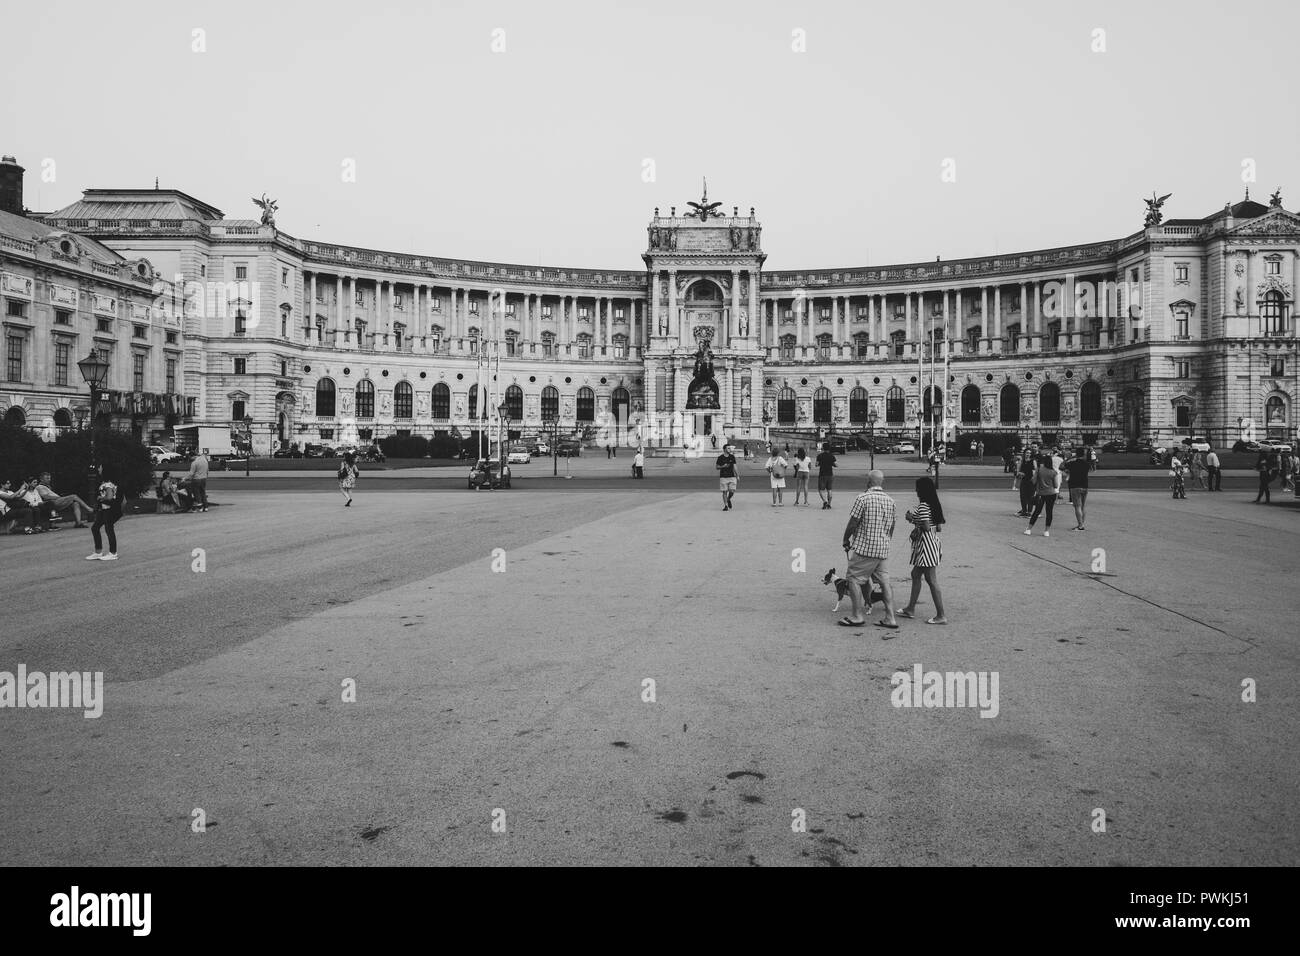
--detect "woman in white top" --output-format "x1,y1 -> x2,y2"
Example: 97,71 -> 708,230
792,447 -> 812,506
765,447 -> 788,507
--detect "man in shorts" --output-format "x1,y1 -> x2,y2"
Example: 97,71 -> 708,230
815,441 -> 837,509
1062,447 -> 1092,530
716,443 -> 738,511
840,470 -> 899,631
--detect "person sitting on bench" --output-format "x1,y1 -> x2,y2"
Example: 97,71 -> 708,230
34,472 -> 91,528
0,480 -> 40,533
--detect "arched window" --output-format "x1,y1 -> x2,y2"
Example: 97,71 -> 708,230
316,378 -> 336,417
1262,290 -> 1286,334
54,408 -> 73,427
394,381 -> 413,419
777,387 -> 796,425
961,385 -> 981,425
505,384 -> 523,421
1000,383 -> 1021,423
355,380 -> 375,419
469,384 -> 479,419
1039,382 -> 1060,423
541,386 -> 559,421
922,386 -> 942,424
849,387 -> 868,423
576,387 -> 595,421
4,405 -> 25,426
1080,380 -> 1102,424
813,387 -> 832,424
885,386 -> 905,424
432,382 -> 450,419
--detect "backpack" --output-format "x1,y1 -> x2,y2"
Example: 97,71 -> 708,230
337,463 -> 349,480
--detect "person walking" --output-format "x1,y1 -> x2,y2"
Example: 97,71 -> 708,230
896,476 -> 947,625
792,447 -> 812,505
815,441 -> 837,509
185,448 -> 210,512
338,451 -> 360,506
1016,448 -> 1036,516
1062,447 -> 1092,531
1169,453 -> 1188,499
977,440 -> 985,462
632,448 -> 644,479
765,446 -> 788,507
840,470 -> 899,631
1023,454 -> 1059,536
1050,446 -> 1065,501
1205,446 -> 1222,491
716,443 -> 738,510
1254,451 -> 1272,503
86,473 -> 124,561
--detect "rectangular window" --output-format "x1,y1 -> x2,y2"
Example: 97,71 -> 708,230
1271,357 -> 1285,377
55,309 -> 72,325
166,358 -> 176,393
614,307 -> 625,319
234,357 -> 247,374
133,324 -> 146,339
1175,360 -> 1190,379
6,335 -> 22,382
469,300 -> 479,314
232,399 -> 245,421
783,308 -> 793,319
356,290 -> 365,306
165,331 -> 177,344
200,264 -> 206,278
578,307 -> 589,318
541,305 -> 552,318
235,313 -> 247,335
133,353 -> 145,391
96,347 -> 110,365
1175,264 -> 1189,282
395,293 -> 404,310
858,306 -> 868,317
235,265 -> 248,281
1175,313 -> 1189,338
506,337 -> 517,357
430,296 -> 442,312
54,342 -> 69,386
578,339 -> 590,358
820,307 -> 831,319
1266,259 -> 1281,276
281,267 -> 289,286
613,343 -> 626,358
7,300 -> 27,318
1176,405 -> 1191,427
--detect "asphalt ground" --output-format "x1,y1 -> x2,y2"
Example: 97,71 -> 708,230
2,463 -> 1297,866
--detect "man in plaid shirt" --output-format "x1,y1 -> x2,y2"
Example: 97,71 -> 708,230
840,470 -> 899,630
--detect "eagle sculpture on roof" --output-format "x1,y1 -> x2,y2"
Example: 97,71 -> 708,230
252,194 -> 278,227
686,178 -> 723,221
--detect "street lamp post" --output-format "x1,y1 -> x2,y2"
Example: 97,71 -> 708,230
497,402 -> 509,482
868,410 -> 879,471
242,414 -> 254,477
77,351 -> 110,487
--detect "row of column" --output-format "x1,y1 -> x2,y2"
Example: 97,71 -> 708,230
648,268 -> 760,348
305,271 -> 648,347
758,276 -> 1126,350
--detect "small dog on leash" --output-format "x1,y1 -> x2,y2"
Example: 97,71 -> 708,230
822,568 -> 885,614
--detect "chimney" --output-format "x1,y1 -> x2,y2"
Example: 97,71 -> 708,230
0,155 -> 24,216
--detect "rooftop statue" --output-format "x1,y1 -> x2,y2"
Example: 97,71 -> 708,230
1143,191 -> 1171,228
1270,188 -> 1283,208
253,194 -> 279,227
686,177 -> 723,222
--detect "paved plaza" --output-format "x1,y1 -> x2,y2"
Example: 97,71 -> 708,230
2,459 -> 1296,866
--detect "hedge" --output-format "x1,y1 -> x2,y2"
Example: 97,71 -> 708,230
0,424 -> 152,499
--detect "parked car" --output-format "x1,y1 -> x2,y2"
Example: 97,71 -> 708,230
1102,439 -> 1155,455
148,444 -> 182,465
272,444 -> 304,459
896,441 -> 916,454
303,443 -> 336,458
507,446 -> 532,465
1257,439 -> 1293,453
825,438 -> 848,455
556,440 -> 582,457
1232,440 -> 1262,453
531,441 -> 550,456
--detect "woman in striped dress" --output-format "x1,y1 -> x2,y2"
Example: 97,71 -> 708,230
896,476 -> 948,625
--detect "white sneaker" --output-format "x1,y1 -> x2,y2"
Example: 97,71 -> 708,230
99,553 -> 119,561
1022,529 -> 1032,535
1043,531 -> 1050,537
85,553 -> 102,560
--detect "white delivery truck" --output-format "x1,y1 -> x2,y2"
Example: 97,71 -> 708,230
174,424 -> 233,458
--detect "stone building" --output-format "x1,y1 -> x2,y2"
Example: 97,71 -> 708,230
7,156 -> 1295,453
0,156 -> 185,440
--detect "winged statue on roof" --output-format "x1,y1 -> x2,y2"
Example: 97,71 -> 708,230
252,194 -> 279,227
686,178 -> 723,222
1143,191 -> 1171,228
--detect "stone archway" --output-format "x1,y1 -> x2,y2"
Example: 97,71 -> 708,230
275,391 -> 296,447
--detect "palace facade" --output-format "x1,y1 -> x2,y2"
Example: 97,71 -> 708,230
3,154 -> 1297,452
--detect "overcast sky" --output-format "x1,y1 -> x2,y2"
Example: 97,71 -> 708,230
4,0 -> 1297,270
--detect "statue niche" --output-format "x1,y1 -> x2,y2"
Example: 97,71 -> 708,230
685,343 -> 720,411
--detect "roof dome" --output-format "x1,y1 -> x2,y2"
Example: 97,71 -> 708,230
1229,188 -> 1269,218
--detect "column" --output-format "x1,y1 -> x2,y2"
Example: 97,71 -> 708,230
1032,282 -> 1042,350
308,272 -> 316,342
1097,278 -> 1110,348
334,275 -> 343,337
667,272 -> 678,347
346,277 -> 355,344
651,272 -> 660,339
905,292 -> 913,348
830,296 -> 840,350
1064,275 -> 1075,349
730,270 -> 740,344
603,297 -> 612,352
979,287 -> 989,352
747,272 -> 758,343
918,292 -> 926,350
941,290 -> 949,352
992,286 -> 1002,353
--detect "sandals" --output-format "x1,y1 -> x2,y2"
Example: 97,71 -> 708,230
896,609 -> 915,619
926,617 -> 949,625
836,618 -> 866,627
873,621 -> 900,630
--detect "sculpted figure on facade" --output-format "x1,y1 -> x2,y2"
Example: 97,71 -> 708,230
455,395 -> 465,417
649,225 -> 660,250
417,393 -> 429,417
983,398 -> 995,421
380,391 -> 392,413
340,391 -> 354,415
1143,191 -> 1171,228
738,310 -> 749,337
1234,286 -> 1245,313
